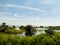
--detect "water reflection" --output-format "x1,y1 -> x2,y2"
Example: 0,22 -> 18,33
18,30 -> 60,37
34,31 -> 45,35
17,30 -> 45,37
17,28 -> 48,37
12,28 -> 60,37
55,30 -> 60,32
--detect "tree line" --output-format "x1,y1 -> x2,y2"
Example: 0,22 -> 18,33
0,22 -> 36,36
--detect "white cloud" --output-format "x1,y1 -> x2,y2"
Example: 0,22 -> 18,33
40,0 -> 57,5
0,16 -> 60,26
0,12 -> 33,19
0,17 -> 21,25
0,17 -> 19,20
1,4 -> 47,12
35,17 -> 40,20
14,13 -> 25,18
50,9 -> 57,14
0,12 -> 12,14
0,12 -> 25,18
14,14 -> 18,17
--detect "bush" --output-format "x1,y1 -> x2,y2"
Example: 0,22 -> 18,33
25,25 -> 35,36
0,32 -> 60,45
45,26 -> 55,35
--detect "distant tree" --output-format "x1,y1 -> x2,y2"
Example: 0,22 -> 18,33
5,26 -> 13,33
0,23 -> 12,32
2,22 -> 6,27
25,25 -> 35,36
0,26 -> 2,32
0,22 -> 8,32
45,26 -> 55,35
12,25 -> 16,30
19,26 -> 25,30
40,26 -> 43,28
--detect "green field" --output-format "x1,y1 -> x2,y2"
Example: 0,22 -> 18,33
0,23 -> 60,45
0,32 -> 60,45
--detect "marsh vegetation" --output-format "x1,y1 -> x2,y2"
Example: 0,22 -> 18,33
0,23 -> 60,45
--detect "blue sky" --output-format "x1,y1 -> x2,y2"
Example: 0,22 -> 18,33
0,0 -> 60,26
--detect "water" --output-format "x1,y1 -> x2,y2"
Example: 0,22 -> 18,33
34,31 -> 45,35
16,28 -> 60,37
18,28 -> 46,37
55,30 -> 60,32
18,32 -> 25,37
35,28 -> 47,30
18,30 -> 45,37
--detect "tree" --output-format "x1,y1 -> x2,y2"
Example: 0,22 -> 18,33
12,25 -> 16,30
0,22 -> 7,32
40,26 -> 43,28
0,23 -> 12,32
25,25 -> 35,36
2,22 -> 6,27
19,26 -> 25,30
45,26 -> 55,35
0,23 -> 8,32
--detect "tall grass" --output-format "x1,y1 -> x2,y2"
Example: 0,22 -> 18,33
0,33 -> 60,45
1,30 -> 25,34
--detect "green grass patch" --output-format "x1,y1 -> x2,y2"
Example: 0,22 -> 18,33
0,32 -> 60,45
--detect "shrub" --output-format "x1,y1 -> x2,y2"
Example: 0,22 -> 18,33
25,25 -> 35,36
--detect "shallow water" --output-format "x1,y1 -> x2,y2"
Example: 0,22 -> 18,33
15,28 -> 60,37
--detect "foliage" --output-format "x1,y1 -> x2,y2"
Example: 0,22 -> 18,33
40,26 -> 44,28
0,23 -> 24,34
45,26 -> 55,35
0,33 -> 60,45
25,25 -> 36,36
47,26 -> 60,30
12,25 -> 16,30
19,26 -> 25,30
0,22 -> 60,45
0,22 -> 9,32
52,26 -> 60,30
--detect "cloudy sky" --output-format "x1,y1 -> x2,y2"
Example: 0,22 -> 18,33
0,0 -> 60,26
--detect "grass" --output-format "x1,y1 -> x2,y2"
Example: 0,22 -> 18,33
0,32 -> 60,45
0,30 -> 25,34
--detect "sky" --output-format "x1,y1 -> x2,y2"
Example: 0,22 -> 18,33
0,0 -> 60,26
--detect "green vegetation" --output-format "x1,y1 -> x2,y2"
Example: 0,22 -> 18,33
47,26 -> 60,30
0,22 -> 60,45
0,23 -> 25,34
52,26 -> 60,30
45,26 -> 55,35
25,25 -> 36,36
19,25 -> 25,30
0,23 -> 36,34
4,30 -> 25,34
0,33 -> 60,45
